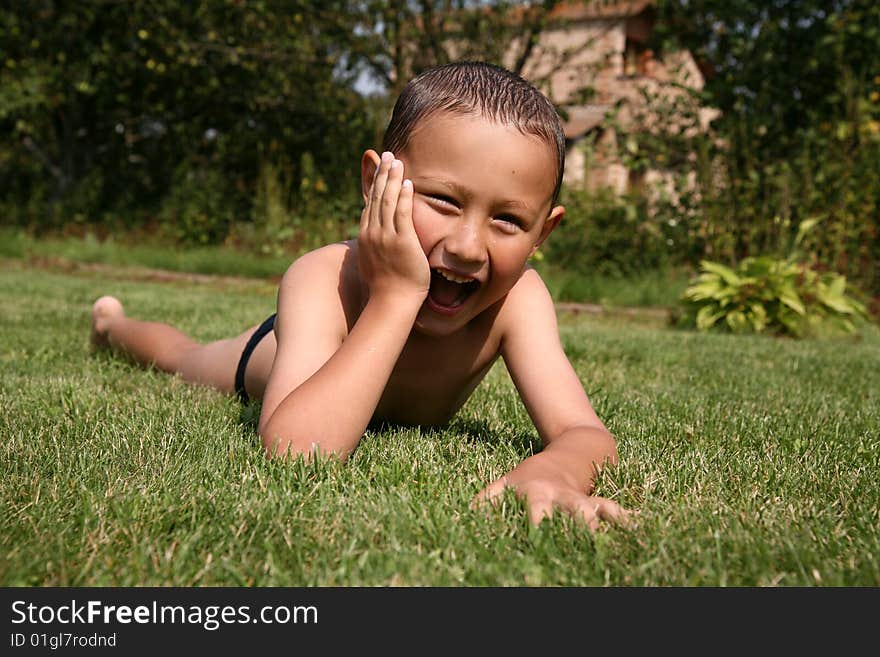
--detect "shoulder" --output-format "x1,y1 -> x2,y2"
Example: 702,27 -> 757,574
508,266 -> 553,302
495,266 -> 557,337
275,241 -> 357,340
280,240 -> 352,286
278,240 -> 359,308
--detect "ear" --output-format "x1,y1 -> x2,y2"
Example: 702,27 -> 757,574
361,149 -> 381,204
529,204 -> 565,257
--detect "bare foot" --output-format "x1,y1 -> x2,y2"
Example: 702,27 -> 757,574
90,295 -> 125,349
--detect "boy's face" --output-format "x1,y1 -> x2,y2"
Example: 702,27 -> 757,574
365,111 -> 564,337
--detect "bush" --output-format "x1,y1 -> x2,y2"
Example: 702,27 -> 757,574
246,157 -> 297,256
229,151 -> 362,258
544,187 -> 676,277
158,163 -> 239,245
677,256 -> 868,337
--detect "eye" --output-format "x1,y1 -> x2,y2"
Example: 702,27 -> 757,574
424,194 -> 460,213
494,215 -> 523,232
429,194 -> 459,208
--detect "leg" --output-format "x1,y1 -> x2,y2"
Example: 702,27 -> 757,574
91,296 -> 275,396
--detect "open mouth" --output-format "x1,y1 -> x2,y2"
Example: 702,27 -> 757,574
427,268 -> 481,312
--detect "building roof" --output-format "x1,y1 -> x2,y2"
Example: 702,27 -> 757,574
549,0 -> 654,21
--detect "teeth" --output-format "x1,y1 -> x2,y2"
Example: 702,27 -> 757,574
435,268 -> 474,284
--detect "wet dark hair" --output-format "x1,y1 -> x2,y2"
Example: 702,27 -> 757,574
381,61 -> 565,204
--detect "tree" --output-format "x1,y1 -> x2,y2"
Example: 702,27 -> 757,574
650,0 -> 880,292
345,1 -> 566,98
0,1 -> 372,233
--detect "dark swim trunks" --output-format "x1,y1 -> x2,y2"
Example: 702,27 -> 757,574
234,313 -> 276,405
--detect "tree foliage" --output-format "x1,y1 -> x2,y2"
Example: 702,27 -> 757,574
649,0 -> 880,294
2,1 -> 878,300
0,1 -> 576,244
0,1 -> 373,236
655,0 -> 879,158
347,0 -> 564,97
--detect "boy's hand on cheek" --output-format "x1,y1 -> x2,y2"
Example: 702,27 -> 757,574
472,455 -> 631,530
359,152 -> 431,305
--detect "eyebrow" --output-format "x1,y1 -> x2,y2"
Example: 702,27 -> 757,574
414,177 -> 539,216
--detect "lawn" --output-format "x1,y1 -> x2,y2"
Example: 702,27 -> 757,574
1,256 -> 878,586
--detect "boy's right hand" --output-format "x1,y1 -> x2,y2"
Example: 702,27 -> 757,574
358,151 -> 431,304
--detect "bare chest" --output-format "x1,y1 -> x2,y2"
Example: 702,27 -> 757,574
374,331 -> 500,427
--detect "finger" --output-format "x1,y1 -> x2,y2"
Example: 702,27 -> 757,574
576,500 -> 602,531
595,499 -> 632,527
380,159 -> 404,233
394,176 -> 415,234
471,477 -> 508,510
360,163 -> 380,235
359,204 -> 370,235
527,499 -> 554,526
575,498 -> 628,530
370,151 -> 394,228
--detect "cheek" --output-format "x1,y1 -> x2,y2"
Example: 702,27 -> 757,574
411,203 -> 440,255
486,239 -> 537,280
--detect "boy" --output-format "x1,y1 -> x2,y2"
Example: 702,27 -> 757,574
91,61 -> 627,529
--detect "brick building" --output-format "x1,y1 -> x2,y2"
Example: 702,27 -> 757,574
515,0 -> 716,193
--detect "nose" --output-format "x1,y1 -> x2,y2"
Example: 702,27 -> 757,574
443,215 -> 487,268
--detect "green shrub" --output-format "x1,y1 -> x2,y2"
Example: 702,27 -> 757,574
289,151 -> 360,251
158,163 -> 238,245
677,256 -> 868,338
545,187 -> 674,277
246,157 -> 297,257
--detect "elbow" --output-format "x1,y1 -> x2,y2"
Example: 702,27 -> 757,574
257,409 -> 278,454
258,421 -> 351,464
258,419 -> 301,460
260,432 -> 290,461
258,418 -> 282,457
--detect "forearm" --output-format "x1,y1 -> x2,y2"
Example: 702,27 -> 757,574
510,426 -> 618,494
261,295 -> 421,460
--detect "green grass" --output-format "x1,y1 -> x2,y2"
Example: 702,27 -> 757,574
538,262 -> 692,308
0,228 -> 293,281
0,227 -> 691,308
2,258 -> 879,586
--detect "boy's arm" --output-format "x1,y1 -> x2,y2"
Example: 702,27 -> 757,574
259,154 -> 429,460
474,270 -> 628,528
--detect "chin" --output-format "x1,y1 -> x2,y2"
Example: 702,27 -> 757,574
412,302 -> 475,337
412,315 -> 462,338
412,290 -> 504,337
